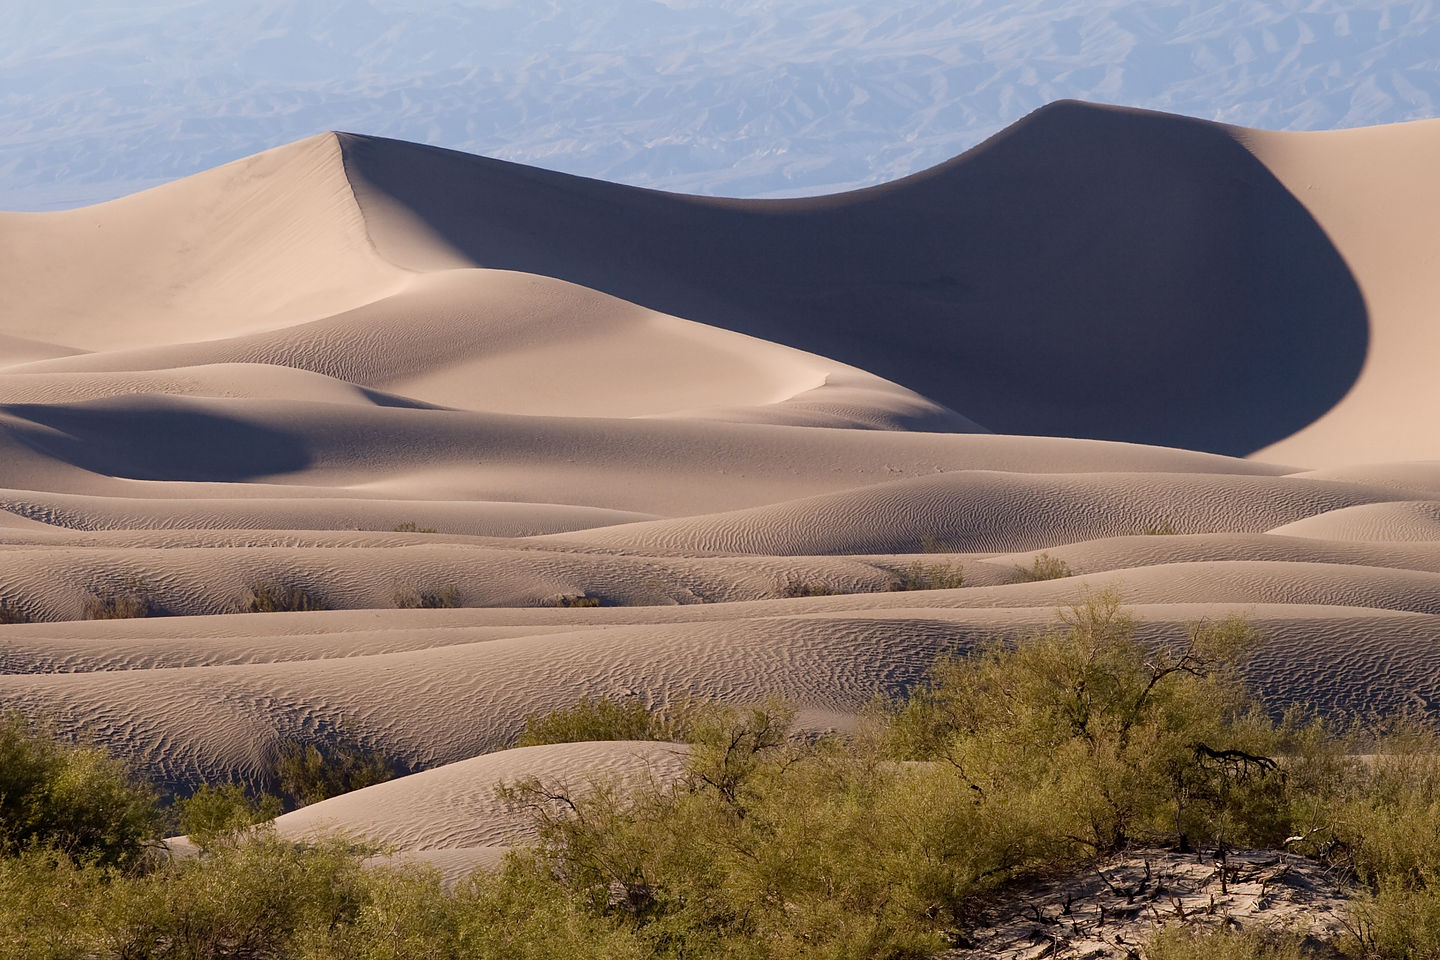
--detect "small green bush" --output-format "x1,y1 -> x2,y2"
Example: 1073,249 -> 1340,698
83,585 -> 156,619
780,577 -> 835,597
884,590 -> 1276,854
0,711 -> 160,869
1012,551 -> 1072,582
888,560 -> 965,591
177,783 -> 282,850
552,593 -> 602,608
919,534 -> 954,553
394,585 -> 462,609
516,695 -> 680,747
0,598 -> 31,624
244,582 -> 329,613
1143,924 -> 1318,959
1140,521 -> 1181,536
391,521 -> 438,534
272,737 -> 397,809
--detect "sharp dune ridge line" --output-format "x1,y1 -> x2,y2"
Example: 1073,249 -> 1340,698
2,100 -> 1440,889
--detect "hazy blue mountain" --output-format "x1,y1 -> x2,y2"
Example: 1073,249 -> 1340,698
3,0 -> 1437,209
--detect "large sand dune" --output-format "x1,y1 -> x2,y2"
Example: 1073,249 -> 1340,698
3,100 -> 1440,857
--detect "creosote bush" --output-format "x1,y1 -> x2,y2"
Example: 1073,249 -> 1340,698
244,581 -> 329,613
391,520 -> 439,533
885,590 -> 1277,855
18,595 -> 1440,956
272,737 -> 398,809
0,711 -> 160,869
83,583 -> 157,619
0,598 -> 31,624
394,584 -> 462,609
780,576 -> 836,597
1012,551 -> 1072,582
552,593 -> 603,608
888,560 -> 965,591
177,782 -> 282,850
516,695 -> 684,747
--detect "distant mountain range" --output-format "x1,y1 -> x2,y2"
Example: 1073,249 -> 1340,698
4,0 -> 1438,209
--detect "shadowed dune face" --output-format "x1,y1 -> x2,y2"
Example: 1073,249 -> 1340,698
1,400 -> 312,482
339,101 -> 1367,457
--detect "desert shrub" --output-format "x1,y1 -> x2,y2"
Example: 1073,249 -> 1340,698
0,711 -> 160,869
888,560 -> 965,591
0,598 -> 31,624
1344,882 -> 1440,959
244,581 -> 329,613
883,590 -> 1279,854
391,520 -> 439,533
0,837 -> 649,960
552,593 -> 602,608
1141,521 -> 1181,536
176,783 -> 282,850
394,584 -> 462,609
780,577 -> 836,597
83,582 -> 156,619
105,834 -> 377,958
0,845 -> 111,958
1011,552 -> 1072,582
501,699 -> 968,957
516,695 -> 681,747
1143,924 -> 1319,959
919,534 -> 954,553
272,737 -> 398,808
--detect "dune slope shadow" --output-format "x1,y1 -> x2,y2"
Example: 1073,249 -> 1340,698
1,399 -> 312,482
339,101 -> 1366,457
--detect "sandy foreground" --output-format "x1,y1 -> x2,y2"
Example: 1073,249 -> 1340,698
2,101 -> 1440,934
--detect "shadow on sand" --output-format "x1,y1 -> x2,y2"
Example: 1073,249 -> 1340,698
340,100 -> 1367,457
2,399 -> 312,482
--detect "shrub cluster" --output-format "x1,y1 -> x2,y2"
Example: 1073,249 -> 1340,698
888,560 -> 965,591
15,595 -> 1440,957
83,583 -> 157,619
272,737 -> 399,809
394,584 -> 462,609
0,598 -> 31,624
244,582 -> 329,613
516,695 -> 682,747
1011,551 -> 1072,582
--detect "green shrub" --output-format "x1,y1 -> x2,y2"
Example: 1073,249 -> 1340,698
0,711 -> 160,869
552,593 -> 602,608
780,577 -> 835,597
884,590 -> 1278,854
919,534 -> 955,553
1012,552 -> 1072,582
1143,924 -> 1319,959
500,698 -> 995,956
1140,521 -> 1181,536
888,560 -> 965,591
244,582 -> 329,613
391,520 -> 439,533
176,783 -> 282,851
0,598 -> 31,624
1345,882 -> 1440,959
517,695 -> 680,748
272,737 -> 397,809
394,585 -> 462,609
82,584 -> 156,619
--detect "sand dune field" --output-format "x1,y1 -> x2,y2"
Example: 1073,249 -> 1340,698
3,101 -> 1440,862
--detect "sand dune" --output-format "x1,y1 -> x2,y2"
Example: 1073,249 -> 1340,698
3,101 -> 1440,869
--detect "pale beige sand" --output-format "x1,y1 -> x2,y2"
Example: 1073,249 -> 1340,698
274,740 -> 687,854
3,102 -> 1439,875
1241,120 -> 1440,467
